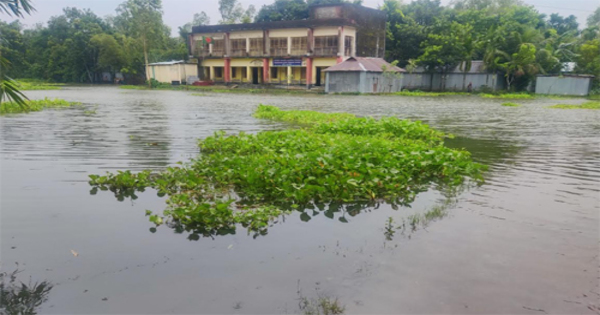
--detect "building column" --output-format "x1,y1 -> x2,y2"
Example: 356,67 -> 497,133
224,58 -> 231,83
263,58 -> 270,84
306,58 -> 313,89
337,26 -> 344,64
287,66 -> 292,85
225,32 -> 231,57
209,66 -> 214,81
247,66 -> 252,83
287,37 -> 292,55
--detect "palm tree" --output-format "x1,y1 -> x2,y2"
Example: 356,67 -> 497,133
0,0 -> 34,107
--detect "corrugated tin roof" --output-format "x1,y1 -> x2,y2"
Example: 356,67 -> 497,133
324,57 -> 406,73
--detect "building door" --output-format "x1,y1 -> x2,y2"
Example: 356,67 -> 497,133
252,68 -> 259,84
316,67 -> 322,86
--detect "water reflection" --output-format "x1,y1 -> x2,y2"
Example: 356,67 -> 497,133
0,268 -> 53,315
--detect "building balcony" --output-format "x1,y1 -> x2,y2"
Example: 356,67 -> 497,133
270,48 -> 289,56
313,47 -> 338,56
290,49 -> 307,56
230,49 -> 247,57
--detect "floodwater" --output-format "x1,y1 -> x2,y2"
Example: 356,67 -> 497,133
1,86 -> 598,314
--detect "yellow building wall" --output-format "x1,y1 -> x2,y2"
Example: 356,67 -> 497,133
147,64 -> 198,83
313,27 -> 339,37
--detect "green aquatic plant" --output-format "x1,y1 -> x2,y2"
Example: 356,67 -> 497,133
90,106 -> 486,239
0,98 -> 81,115
481,93 -> 534,99
0,269 -> 53,314
501,102 -> 521,107
15,79 -> 63,91
548,101 -> 600,109
392,91 -> 469,97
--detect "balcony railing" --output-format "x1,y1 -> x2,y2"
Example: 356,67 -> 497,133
249,49 -> 263,57
230,49 -> 247,57
313,47 -> 338,56
270,47 -> 288,56
211,49 -> 225,56
290,49 -> 306,56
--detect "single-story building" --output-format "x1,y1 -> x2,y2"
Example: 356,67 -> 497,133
324,57 -> 405,93
535,75 -> 595,96
146,60 -> 198,85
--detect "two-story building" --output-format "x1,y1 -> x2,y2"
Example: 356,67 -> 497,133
188,3 -> 386,88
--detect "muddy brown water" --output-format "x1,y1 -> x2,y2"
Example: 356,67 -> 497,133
1,86 -> 598,314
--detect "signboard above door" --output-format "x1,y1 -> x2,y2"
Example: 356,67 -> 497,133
273,59 -> 303,67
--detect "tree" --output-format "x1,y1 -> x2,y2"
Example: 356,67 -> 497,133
0,0 -> 34,106
255,0 -> 308,22
548,13 -> 578,35
179,12 -> 210,40
114,0 -> 167,86
218,0 -> 256,24
587,7 -> 600,28
498,43 -> 541,90
91,34 -> 126,76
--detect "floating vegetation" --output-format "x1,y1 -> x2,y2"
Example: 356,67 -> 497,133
89,105 -> 486,239
0,268 -> 53,314
501,102 -> 521,107
548,101 -> 600,109
0,98 -> 81,115
392,91 -> 469,97
481,93 -> 534,99
15,79 -> 63,90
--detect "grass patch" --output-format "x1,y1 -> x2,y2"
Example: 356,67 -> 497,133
501,102 -> 521,107
89,105 -> 486,239
120,84 -> 324,95
481,93 -> 534,99
0,98 -> 81,115
392,91 -> 469,97
15,79 -> 63,90
548,101 -> 600,109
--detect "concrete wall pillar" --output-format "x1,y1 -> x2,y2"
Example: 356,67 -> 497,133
246,66 -> 252,82
306,58 -> 313,88
338,26 -> 344,63
287,37 -> 292,55
209,66 -> 214,81
224,58 -> 231,83
225,33 -> 231,57
287,66 -> 292,84
263,58 -> 269,83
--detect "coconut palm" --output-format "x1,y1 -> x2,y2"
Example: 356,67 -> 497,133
0,0 -> 34,106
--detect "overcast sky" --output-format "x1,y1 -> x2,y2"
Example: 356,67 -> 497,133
1,0 -> 598,36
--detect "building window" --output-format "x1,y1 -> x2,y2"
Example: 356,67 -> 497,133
291,37 -> 307,56
195,41 -> 210,57
344,36 -> 353,56
230,39 -> 246,57
249,38 -> 264,56
212,39 -> 225,56
314,36 -> 338,56
270,37 -> 288,56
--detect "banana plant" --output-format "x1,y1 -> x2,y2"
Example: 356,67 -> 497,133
0,0 -> 34,107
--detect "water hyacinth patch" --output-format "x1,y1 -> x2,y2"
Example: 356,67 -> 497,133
89,105 -> 486,239
0,98 -> 81,115
501,102 -> 521,107
548,101 -> 600,109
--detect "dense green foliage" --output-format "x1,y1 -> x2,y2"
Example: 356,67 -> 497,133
15,79 -> 63,90
0,98 -> 80,114
501,102 -> 521,107
381,0 -> 600,91
3,0 -> 597,91
89,105 -> 485,239
548,101 -> 600,109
